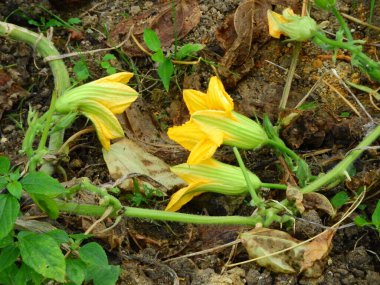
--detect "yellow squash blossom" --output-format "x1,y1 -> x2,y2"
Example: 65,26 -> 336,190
165,158 -> 262,212
267,8 -> 318,41
167,76 -> 268,164
55,72 -> 138,150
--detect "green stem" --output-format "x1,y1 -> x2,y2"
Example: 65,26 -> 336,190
331,6 -> 353,41
301,124 -> 380,193
0,21 -> 70,172
267,140 -> 300,162
261,183 -> 287,190
233,147 -> 263,206
55,201 -> 262,226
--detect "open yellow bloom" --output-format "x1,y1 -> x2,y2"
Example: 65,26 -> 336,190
168,76 -> 268,164
55,72 -> 138,150
267,8 -> 318,41
165,159 -> 262,212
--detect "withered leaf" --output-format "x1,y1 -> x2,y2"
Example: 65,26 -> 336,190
241,227 -> 335,276
286,185 -> 304,213
303,192 -> 336,217
108,0 -> 200,57
216,0 -> 300,86
103,138 -> 185,192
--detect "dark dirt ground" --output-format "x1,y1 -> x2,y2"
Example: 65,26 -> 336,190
1,0 -> 380,284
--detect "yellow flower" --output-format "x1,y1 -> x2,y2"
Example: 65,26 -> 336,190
55,72 -> 138,150
165,159 -> 262,211
167,76 -> 268,164
267,8 -> 318,41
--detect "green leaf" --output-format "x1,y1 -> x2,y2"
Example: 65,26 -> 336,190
354,216 -> 371,227
15,264 -> 43,285
298,101 -> 317,110
339,111 -> 351,118
31,194 -> 59,219
46,19 -> 63,28
158,59 -> 174,92
0,194 -> 19,239
143,29 -> 161,52
21,172 -> 66,197
9,169 -> 20,181
73,59 -> 90,81
18,231 -> 66,282
0,177 -> 7,189
371,200 -> 380,229
86,264 -> 120,285
66,259 -> 86,285
0,233 -> 14,249
175,43 -> 204,60
331,191 -> 349,208
0,156 -> 10,175
106,67 -> 117,75
151,49 -> 165,63
0,245 -> 19,272
101,61 -> 111,68
68,17 -> 82,25
102,54 -> 116,61
0,263 -> 18,285
79,242 -> 108,266
46,229 -> 70,245
6,181 -> 22,200
27,19 -> 40,27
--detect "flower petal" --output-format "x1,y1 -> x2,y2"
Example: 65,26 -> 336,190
187,138 -> 219,165
93,72 -> 134,84
165,181 -> 207,212
267,10 -> 288,38
206,76 -> 234,111
183,89 -> 209,114
167,120 -> 207,150
81,101 -> 124,150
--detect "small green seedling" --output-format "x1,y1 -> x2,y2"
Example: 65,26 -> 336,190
354,200 -> 380,232
331,191 -> 349,208
73,58 -> 91,81
126,179 -> 164,206
143,28 -> 204,91
100,54 -> 117,75
28,16 -> 81,31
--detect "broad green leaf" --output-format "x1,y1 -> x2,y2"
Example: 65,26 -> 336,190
66,259 -> 86,285
18,231 -> 66,282
0,194 -> 19,239
6,181 -> 22,200
0,245 -> 19,272
0,263 -> 18,285
68,17 -> 82,25
15,264 -> 43,285
0,177 -> 7,189
9,169 -> 20,181
143,29 -> 161,52
79,242 -> 108,266
331,191 -> 349,208
371,200 -> 380,229
30,194 -> 59,219
151,49 -> 165,63
175,43 -> 204,60
158,59 -> 174,92
354,216 -> 371,227
0,156 -> 10,175
46,229 -> 70,245
86,264 -> 120,285
0,233 -> 14,249
21,172 -> 66,197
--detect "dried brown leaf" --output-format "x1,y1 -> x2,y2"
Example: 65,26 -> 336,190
286,185 -> 304,213
241,227 -> 335,276
108,0 -> 200,56
303,192 -> 336,217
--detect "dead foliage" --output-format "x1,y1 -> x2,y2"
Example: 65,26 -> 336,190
241,228 -> 335,277
108,0 -> 201,56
